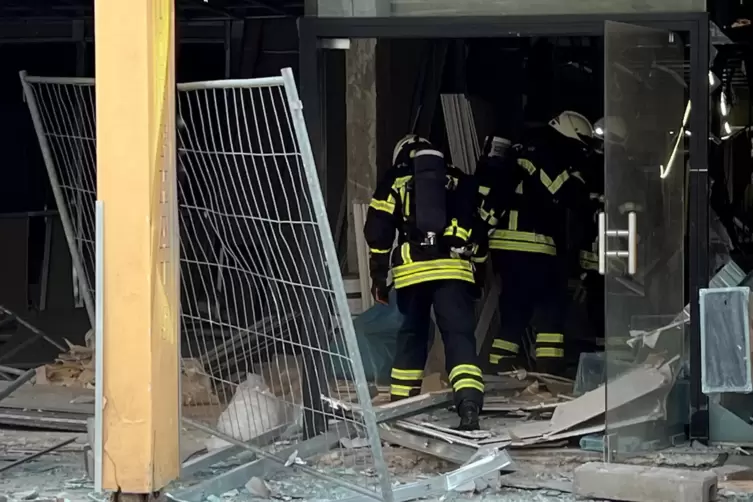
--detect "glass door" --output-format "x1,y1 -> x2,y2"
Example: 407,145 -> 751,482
602,21 -> 688,461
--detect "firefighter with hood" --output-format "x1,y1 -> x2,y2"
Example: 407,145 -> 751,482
364,135 -> 485,431
478,111 -> 596,376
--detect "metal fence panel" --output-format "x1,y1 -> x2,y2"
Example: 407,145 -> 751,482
20,69 -> 394,502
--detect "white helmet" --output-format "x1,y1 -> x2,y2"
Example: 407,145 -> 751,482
392,134 -> 431,166
593,116 -> 628,145
548,111 -> 594,144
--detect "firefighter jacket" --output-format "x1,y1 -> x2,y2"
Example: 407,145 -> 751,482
477,129 -> 595,257
578,153 -> 604,271
364,163 -> 484,289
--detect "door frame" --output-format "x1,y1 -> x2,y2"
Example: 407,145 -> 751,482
298,12 -> 710,442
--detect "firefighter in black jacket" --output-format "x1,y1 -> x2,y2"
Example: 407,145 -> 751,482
479,111 -> 596,376
364,135 -> 484,431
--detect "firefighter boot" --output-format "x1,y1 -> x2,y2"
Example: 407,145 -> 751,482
456,401 -> 480,431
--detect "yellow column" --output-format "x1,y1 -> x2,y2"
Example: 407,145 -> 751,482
95,0 -> 180,493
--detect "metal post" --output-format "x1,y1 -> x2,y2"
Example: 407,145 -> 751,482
280,67 -> 395,502
94,200 -> 104,493
688,14 -> 710,443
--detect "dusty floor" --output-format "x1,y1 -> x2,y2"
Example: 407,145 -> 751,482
2,429 -> 753,502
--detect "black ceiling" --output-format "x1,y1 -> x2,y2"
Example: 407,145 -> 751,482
0,0 -> 303,20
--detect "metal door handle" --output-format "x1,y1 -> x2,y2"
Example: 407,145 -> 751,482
598,211 -> 637,276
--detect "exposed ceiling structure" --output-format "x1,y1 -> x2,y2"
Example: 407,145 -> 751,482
0,0 -> 303,21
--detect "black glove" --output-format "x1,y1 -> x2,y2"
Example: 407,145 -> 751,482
371,279 -> 391,305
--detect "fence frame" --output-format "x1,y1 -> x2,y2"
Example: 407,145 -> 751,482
19,68 -> 397,502
19,71 -> 96,327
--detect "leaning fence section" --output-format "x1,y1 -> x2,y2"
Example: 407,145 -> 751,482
19,73 -> 97,326
20,69 -> 395,501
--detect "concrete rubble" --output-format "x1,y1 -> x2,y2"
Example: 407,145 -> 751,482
4,295 -> 753,502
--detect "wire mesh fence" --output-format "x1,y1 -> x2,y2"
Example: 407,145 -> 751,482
19,73 -> 97,325
20,69 -> 395,501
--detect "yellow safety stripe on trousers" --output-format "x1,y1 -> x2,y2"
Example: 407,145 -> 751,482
400,242 -> 412,264
443,218 -> 471,242
492,339 -> 520,353
370,247 -> 391,254
535,347 -> 565,358
391,368 -> 424,380
539,169 -> 570,195
479,185 -> 491,196
448,364 -> 482,382
393,269 -> 475,289
390,384 -> 416,397
369,196 -> 396,214
536,333 -> 564,344
489,354 -> 517,364
489,230 -> 556,255
453,378 -> 485,393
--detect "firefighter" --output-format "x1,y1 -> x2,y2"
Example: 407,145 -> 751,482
577,117 -> 629,341
364,135 -> 484,431
479,111 -> 596,376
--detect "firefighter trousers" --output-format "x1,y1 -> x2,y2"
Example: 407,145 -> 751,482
490,251 -> 568,370
390,280 -> 484,410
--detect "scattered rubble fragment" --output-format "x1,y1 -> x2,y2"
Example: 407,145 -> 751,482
245,477 -> 272,498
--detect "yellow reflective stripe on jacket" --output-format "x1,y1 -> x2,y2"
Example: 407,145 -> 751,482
579,250 -> 598,270
370,247 -> 391,254
400,242 -> 412,264
517,158 -> 536,175
392,267 -> 475,289
393,258 -> 473,277
536,333 -> 564,344
479,185 -> 490,196
508,210 -> 519,230
535,347 -> 564,358
479,206 -> 499,227
369,197 -> 395,214
471,253 -> 488,264
539,169 -> 570,195
393,175 -> 412,188
443,218 -> 471,242
489,230 -> 556,255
